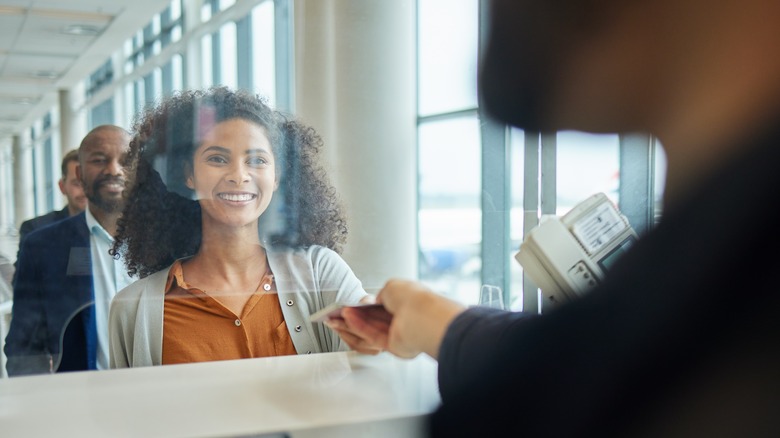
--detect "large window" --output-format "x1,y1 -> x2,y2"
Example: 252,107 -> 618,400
86,0 -> 279,130
417,0 -> 665,310
417,0 -> 481,305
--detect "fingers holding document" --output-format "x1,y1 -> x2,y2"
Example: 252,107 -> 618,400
327,279 -> 466,360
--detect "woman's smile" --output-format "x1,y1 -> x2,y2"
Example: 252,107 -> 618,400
187,118 -> 277,230
217,191 -> 258,203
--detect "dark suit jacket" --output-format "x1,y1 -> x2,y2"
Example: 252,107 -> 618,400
4,212 -> 97,376
18,206 -> 70,245
432,120 -> 780,436
13,207 -> 70,284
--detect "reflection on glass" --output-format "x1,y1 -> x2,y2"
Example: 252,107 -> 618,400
509,128 -> 525,310
220,22 -> 238,89
556,131 -> 620,215
418,116 -> 481,304
252,1 -> 276,104
171,54 -> 184,92
152,67 -> 163,99
201,34 -> 214,87
654,139 -> 667,222
417,0 -> 479,116
478,284 -> 505,310
170,0 -> 182,21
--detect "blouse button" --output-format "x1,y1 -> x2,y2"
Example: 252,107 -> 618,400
294,325 -> 302,332
234,319 -> 241,327
286,299 -> 294,306
263,283 -> 271,291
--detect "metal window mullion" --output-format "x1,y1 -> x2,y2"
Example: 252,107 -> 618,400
211,29 -> 222,85
43,114 -> 54,212
160,6 -> 174,95
236,15 -> 253,91
211,0 -> 222,86
134,78 -> 143,113
521,132 -> 556,314
540,132 -> 557,216
522,132 -> 541,313
537,133 -> 557,314
144,72 -> 156,106
477,0 -> 511,306
274,0 -> 294,113
618,133 -> 655,235
480,118 -> 511,305
161,63 -> 174,96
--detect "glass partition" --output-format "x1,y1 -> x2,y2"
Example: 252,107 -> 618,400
0,0 -> 665,378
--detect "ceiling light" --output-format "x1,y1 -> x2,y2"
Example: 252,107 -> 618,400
32,70 -> 60,80
61,24 -> 102,36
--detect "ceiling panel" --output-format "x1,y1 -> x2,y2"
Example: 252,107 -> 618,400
0,102 -> 29,118
29,1 -> 126,15
0,0 -> 173,142
0,81 -> 50,95
0,16 -> 24,51
3,53 -> 74,77
14,14 -> 108,55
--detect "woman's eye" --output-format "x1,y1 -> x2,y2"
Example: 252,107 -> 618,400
248,156 -> 267,166
207,155 -> 227,164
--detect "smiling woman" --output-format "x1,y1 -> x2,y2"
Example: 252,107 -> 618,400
186,118 -> 279,235
107,87 -> 370,368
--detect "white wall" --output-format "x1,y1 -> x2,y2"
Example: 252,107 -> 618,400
294,0 -> 418,289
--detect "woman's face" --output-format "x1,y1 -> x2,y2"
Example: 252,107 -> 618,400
186,118 -> 277,232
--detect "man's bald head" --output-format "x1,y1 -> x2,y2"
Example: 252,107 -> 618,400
78,125 -> 131,163
77,125 -> 131,216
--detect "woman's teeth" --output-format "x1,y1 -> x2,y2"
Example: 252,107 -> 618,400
219,193 -> 255,202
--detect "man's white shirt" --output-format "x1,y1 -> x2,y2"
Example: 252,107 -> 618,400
85,207 -> 135,370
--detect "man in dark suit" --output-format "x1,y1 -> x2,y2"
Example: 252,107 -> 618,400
332,0 -> 780,435
12,149 -> 87,284
5,125 -> 133,376
17,149 -> 87,245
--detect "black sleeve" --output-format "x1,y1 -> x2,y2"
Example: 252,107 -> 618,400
437,306 -> 535,402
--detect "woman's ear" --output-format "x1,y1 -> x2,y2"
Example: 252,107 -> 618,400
273,165 -> 280,191
184,163 -> 195,190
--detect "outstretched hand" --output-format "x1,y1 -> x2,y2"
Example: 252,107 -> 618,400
327,279 -> 466,359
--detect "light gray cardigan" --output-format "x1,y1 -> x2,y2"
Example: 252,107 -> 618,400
109,245 -> 366,368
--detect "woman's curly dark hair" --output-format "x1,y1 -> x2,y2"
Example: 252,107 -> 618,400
112,86 -> 348,278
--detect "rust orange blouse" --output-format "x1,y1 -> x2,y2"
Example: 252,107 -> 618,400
161,260 -> 297,365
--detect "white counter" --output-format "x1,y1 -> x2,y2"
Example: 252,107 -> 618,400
0,351 -> 441,437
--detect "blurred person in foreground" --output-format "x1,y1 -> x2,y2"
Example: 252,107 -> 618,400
330,0 -> 780,435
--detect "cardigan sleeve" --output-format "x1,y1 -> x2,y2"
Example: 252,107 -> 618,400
269,246 -> 366,354
108,269 -> 168,368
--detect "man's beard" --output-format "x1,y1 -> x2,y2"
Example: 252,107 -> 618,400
87,177 -> 125,214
